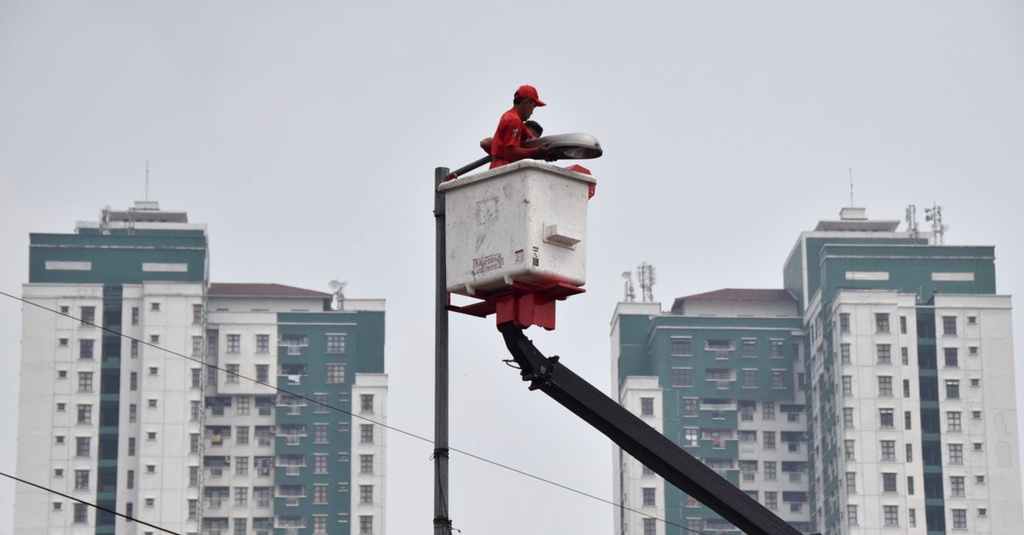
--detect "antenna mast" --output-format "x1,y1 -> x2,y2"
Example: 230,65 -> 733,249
849,167 -> 854,206
145,161 -> 150,202
924,203 -> 947,245
905,204 -> 919,240
637,262 -> 656,303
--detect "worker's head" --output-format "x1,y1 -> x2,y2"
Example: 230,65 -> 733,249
513,85 -> 545,120
524,120 -> 543,138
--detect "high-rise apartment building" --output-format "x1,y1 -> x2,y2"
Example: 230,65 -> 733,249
612,207 -> 1022,535
14,202 -> 386,535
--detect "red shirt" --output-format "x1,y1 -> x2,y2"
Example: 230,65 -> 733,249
489,108 -> 534,169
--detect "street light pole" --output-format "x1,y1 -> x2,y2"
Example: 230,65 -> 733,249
433,167 -> 451,535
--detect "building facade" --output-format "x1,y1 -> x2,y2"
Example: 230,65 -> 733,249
612,292 -> 811,535
612,207 -> 1023,535
14,202 -> 386,535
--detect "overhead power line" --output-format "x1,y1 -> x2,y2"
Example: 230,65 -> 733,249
0,470 -> 180,534
0,290 -> 710,535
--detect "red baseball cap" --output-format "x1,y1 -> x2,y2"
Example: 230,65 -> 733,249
514,85 -> 546,106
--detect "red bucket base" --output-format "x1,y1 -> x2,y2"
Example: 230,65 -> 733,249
447,280 -> 585,331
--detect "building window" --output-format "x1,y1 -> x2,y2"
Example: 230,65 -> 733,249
149,334 -> 159,344
764,461 -> 777,481
357,454 -> 374,474
642,517 -> 656,535
131,307 -> 139,325
905,443 -> 914,463
59,337 -> 69,347
640,397 -> 654,416
235,456 -> 248,476
950,475 -> 965,496
877,344 -> 891,364
307,423 -> 325,444
763,431 -> 776,450
148,366 -> 158,376
942,347 -> 959,368
763,491 -> 777,511
742,369 -> 757,388
951,509 -> 967,530
881,440 -> 896,461
128,437 -> 136,456
80,306 -> 96,326
670,337 -> 692,356
256,334 -> 270,353
742,339 -> 756,357
314,454 -> 328,474
903,379 -> 911,398
845,472 -> 856,493
76,437 -> 90,457
839,313 -> 850,333
899,315 -> 907,334
311,392 -> 329,413
236,426 -> 249,445
942,316 -> 957,336
671,367 -> 693,387
840,343 -> 851,364
947,411 -> 962,432
326,334 -> 347,354
879,408 -> 894,428
234,519 -> 247,535
946,380 -> 960,399
77,404 -> 92,424
147,399 -> 158,408
56,402 -> 66,412
314,484 -> 328,505
234,487 -> 247,506
150,302 -> 160,311
771,370 -> 784,388
901,346 -> 909,364
359,515 -> 373,535
844,440 -> 855,460
843,407 -> 854,428
882,472 -> 897,493
847,505 -> 858,526
883,505 -> 899,527
55,435 -> 65,444
79,339 -> 94,359
359,423 -> 374,443
973,442 -> 983,452
905,411 -> 913,430
949,443 -> 963,464
642,487 -> 656,506
226,334 -> 240,353
969,346 -> 978,355
976,474 -> 986,484
360,485 -> 374,504
326,364 -> 346,384
256,364 -> 269,383
360,394 -> 375,413
907,475 -> 915,495
73,503 -> 88,523
878,376 -> 893,396
875,313 -> 890,333
78,372 -> 93,392
770,340 -> 785,357
762,402 -> 775,420
226,364 -> 240,383
74,469 -> 90,490
129,403 -> 138,423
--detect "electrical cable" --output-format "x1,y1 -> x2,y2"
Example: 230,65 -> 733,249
0,470 -> 180,534
1,290 -> 713,535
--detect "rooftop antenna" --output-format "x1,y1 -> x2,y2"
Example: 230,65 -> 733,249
848,167 -> 854,206
621,271 -> 636,302
924,203 -> 947,245
328,280 -> 347,310
637,262 -> 656,303
145,161 -> 150,202
905,204 -> 919,240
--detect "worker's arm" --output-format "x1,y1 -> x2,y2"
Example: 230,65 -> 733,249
480,137 -> 493,153
495,143 -> 548,163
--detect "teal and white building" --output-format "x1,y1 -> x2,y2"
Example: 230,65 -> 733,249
612,207 -> 1023,535
14,202 -> 386,535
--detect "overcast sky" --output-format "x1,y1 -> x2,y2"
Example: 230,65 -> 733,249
2,2 -> 1023,534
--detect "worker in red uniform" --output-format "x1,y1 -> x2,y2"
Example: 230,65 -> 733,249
479,120 -> 543,154
489,85 -> 550,169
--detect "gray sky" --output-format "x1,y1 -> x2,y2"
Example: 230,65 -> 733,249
2,2 -> 1023,534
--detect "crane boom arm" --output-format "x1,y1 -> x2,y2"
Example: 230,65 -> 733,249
498,322 -> 804,535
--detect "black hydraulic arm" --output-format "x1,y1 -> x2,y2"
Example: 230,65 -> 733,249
498,322 -> 803,535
